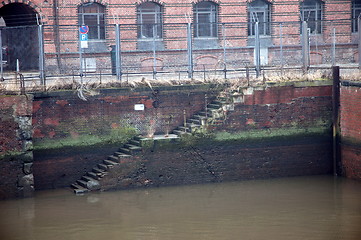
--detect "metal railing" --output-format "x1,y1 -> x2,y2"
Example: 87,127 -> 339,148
0,18 -> 360,93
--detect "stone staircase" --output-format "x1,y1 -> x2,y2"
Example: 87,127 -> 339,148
70,92 -> 238,194
71,136 -> 143,194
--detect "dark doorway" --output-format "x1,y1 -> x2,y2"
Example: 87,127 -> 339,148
0,3 -> 39,71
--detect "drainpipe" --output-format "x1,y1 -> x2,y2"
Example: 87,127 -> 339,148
52,0 -> 62,73
332,66 -> 340,176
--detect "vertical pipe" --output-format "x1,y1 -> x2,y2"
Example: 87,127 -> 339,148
38,25 -> 45,86
187,23 -> 193,79
279,23 -> 284,75
53,0 -> 62,73
79,30 -> 83,85
301,21 -> 310,73
332,28 -> 336,66
255,22 -> 261,77
115,24 -> 122,81
332,66 -> 340,177
357,16 -> 361,70
0,29 -> 3,81
222,23 -> 227,79
153,25 -> 157,79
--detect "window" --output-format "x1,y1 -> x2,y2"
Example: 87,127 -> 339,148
137,2 -> 163,39
193,1 -> 218,38
300,0 -> 323,34
248,0 -> 271,36
352,0 -> 361,32
78,3 -> 105,40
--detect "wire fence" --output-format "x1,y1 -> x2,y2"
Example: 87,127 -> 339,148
0,18 -> 360,93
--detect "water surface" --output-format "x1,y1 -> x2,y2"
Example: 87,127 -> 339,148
1,175 -> 360,240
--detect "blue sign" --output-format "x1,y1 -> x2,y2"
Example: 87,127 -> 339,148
80,33 -> 88,41
79,25 -> 89,34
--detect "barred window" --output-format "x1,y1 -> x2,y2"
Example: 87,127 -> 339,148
248,0 -> 271,36
352,0 -> 361,33
300,0 -> 323,34
137,2 -> 163,38
78,3 -> 105,40
193,1 -> 218,38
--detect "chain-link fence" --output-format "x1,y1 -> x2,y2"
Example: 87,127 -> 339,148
0,18 -> 360,93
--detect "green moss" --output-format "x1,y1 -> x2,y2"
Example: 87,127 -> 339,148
34,126 -> 138,150
213,127 -> 330,142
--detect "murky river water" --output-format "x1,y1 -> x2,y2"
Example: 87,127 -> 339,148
0,175 -> 360,240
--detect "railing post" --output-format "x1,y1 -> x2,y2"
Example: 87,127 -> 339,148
332,66 -> 340,176
0,29 -> 3,81
255,22 -> 261,78
222,23 -> 227,79
38,24 -> 46,87
358,17 -> 361,70
301,21 -> 310,73
187,23 -> 193,79
115,24 -> 122,81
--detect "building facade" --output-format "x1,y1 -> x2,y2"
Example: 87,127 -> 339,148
0,0 -> 359,75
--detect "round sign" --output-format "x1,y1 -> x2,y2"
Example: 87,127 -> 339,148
79,25 -> 89,34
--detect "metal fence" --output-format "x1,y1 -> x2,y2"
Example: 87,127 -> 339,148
0,18 -> 360,92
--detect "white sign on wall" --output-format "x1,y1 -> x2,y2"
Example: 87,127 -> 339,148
134,104 -> 145,111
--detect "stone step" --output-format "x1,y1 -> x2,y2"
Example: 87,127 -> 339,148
87,171 -> 99,180
133,135 -> 143,141
103,159 -> 118,166
107,155 -> 119,162
212,99 -> 227,105
186,122 -> 201,128
76,179 -> 88,188
130,140 -> 141,146
97,163 -> 108,171
71,183 -> 89,194
125,144 -> 142,151
173,129 -> 190,136
188,118 -> 201,124
118,147 -> 132,155
207,103 -> 221,109
82,175 -> 96,182
178,126 -> 191,133
114,151 -> 132,158
92,167 -> 105,174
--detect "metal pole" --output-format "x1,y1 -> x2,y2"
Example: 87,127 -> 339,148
301,21 -> 310,73
358,17 -> 361,69
222,23 -> 227,79
38,24 -> 45,86
187,23 -> 193,79
0,29 -> 3,81
332,28 -> 336,66
332,66 -> 340,176
115,24 -> 122,81
79,29 -> 83,84
153,25 -> 157,79
279,23 -> 284,73
255,22 -> 261,77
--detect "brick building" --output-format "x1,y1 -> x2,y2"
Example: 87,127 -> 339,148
0,0 -> 358,74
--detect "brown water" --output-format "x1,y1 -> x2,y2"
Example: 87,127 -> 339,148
0,175 -> 360,240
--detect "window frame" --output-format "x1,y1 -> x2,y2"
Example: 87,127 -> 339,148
78,2 -> 105,40
300,0 -> 324,34
193,1 -> 219,38
248,0 -> 271,36
352,0 -> 361,33
137,2 -> 163,39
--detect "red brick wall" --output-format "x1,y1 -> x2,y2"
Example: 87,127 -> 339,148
0,95 -> 34,199
340,83 -> 361,180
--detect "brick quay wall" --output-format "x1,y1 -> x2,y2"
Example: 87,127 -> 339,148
2,80 -> 360,199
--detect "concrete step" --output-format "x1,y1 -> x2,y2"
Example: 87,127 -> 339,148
97,163 -> 108,171
130,140 -> 141,146
207,103 -> 221,109
87,171 -> 99,180
213,100 -> 227,105
103,159 -> 118,166
178,126 -> 191,133
173,129 -> 190,136
118,147 -> 132,155
186,122 -> 201,128
124,144 -> 142,151
107,155 -> 119,162
71,183 -> 89,194
82,175 -> 96,182
92,167 -> 105,174
114,151 -> 132,158
188,118 -> 201,124
76,180 -> 88,188
133,135 -> 143,141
